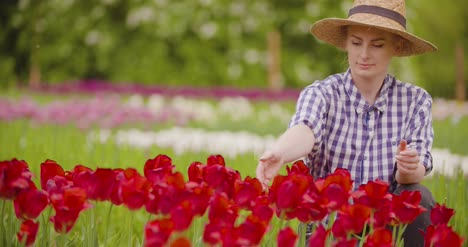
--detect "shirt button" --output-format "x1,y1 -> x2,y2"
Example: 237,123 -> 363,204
369,127 -> 373,131
364,156 -> 368,160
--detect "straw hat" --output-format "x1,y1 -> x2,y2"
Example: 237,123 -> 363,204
310,0 -> 437,56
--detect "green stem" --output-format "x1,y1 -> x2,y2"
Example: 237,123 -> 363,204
396,224 -> 407,247
128,211 -> 134,247
326,211 -> 337,246
104,203 -> 114,246
358,223 -> 368,247
41,207 -> 52,247
1,200 -> 6,247
90,206 -> 97,246
298,222 -> 306,247
60,232 -> 67,247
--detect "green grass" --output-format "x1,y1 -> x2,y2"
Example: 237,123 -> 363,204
433,117 -> 468,155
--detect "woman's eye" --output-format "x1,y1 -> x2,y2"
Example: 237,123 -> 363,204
373,44 -> 384,48
352,42 -> 361,46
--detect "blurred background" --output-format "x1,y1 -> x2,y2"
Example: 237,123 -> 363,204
0,0 -> 467,245
0,0 -> 466,98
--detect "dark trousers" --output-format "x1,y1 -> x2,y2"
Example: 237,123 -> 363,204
393,183 -> 435,247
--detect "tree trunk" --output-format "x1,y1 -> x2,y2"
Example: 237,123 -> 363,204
455,42 -> 465,102
267,31 -> 282,92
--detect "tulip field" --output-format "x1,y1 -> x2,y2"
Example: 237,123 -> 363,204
1,83 -> 467,246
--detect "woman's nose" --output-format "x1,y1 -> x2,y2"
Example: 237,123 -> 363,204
359,46 -> 370,59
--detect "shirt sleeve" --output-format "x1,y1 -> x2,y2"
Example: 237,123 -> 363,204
406,93 -> 434,175
288,84 -> 328,146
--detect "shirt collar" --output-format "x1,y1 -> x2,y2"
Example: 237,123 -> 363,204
343,68 -> 392,114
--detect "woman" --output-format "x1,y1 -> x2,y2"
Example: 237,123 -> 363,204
256,0 -> 436,246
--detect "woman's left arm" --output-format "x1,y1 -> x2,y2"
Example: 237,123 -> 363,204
395,94 -> 434,184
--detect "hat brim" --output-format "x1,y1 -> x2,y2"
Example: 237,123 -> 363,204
310,18 -> 437,56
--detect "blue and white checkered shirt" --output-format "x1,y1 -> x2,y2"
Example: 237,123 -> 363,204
289,69 -> 433,190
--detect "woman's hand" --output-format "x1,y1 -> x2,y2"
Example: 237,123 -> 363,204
256,149 -> 284,190
395,140 -> 425,184
255,124 -> 316,189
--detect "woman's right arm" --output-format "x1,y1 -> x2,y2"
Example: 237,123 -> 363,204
256,124 -> 315,187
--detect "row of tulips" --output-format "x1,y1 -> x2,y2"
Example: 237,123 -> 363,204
0,96 -> 194,130
0,95 -> 291,130
33,80 -> 468,121
35,80 -> 302,102
1,154 -> 464,246
88,127 -> 276,158
86,127 -> 468,176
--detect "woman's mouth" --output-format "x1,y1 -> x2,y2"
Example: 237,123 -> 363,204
357,63 -> 373,69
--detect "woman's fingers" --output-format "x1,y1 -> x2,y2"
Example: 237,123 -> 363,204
256,151 -> 283,190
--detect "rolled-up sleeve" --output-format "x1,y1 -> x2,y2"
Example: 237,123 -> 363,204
289,84 -> 328,146
407,94 -> 434,175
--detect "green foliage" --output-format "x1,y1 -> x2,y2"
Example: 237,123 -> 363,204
406,0 -> 468,98
0,0 -> 348,88
1,0 -> 466,98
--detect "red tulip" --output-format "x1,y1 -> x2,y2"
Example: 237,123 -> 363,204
207,154 -> 225,166
236,215 -> 269,246
234,176 -> 263,209
333,239 -> 358,247
16,220 -> 39,246
208,193 -> 239,227
331,204 -> 372,238
144,154 -> 174,183
109,168 -> 126,205
0,158 -> 34,199
187,161 -> 204,183
353,180 -> 391,209
203,164 -> 240,199
363,228 -> 393,247
43,175 -> 73,196
322,168 -> 353,193
276,175 -> 310,211
40,159 -> 65,190
308,225 -> 329,247
120,168 -> 151,210
430,203 -> 455,226
285,202 -> 328,223
148,171 -> 187,215
372,203 -> 394,228
251,195 -> 274,222
144,218 -> 174,247
14,189 -> 49,220
50,187 -> 90,233
66,164 -> 92,181
424,224 -> 464,247
203,222 -> 229,245
170,200 -> 194,231
268,174 -> 288,205
313,168 -> 353,211
278,227 -> 298,247
188,182 -> 213,216
287,160 -> 310,176
391,190 -> 426,224
319,183 -> 350,211
170,237 -> 191,247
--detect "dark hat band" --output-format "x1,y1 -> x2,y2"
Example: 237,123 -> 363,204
348,5 -> 406,28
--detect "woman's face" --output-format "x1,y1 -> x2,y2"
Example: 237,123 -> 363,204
346,25 -> 397,81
